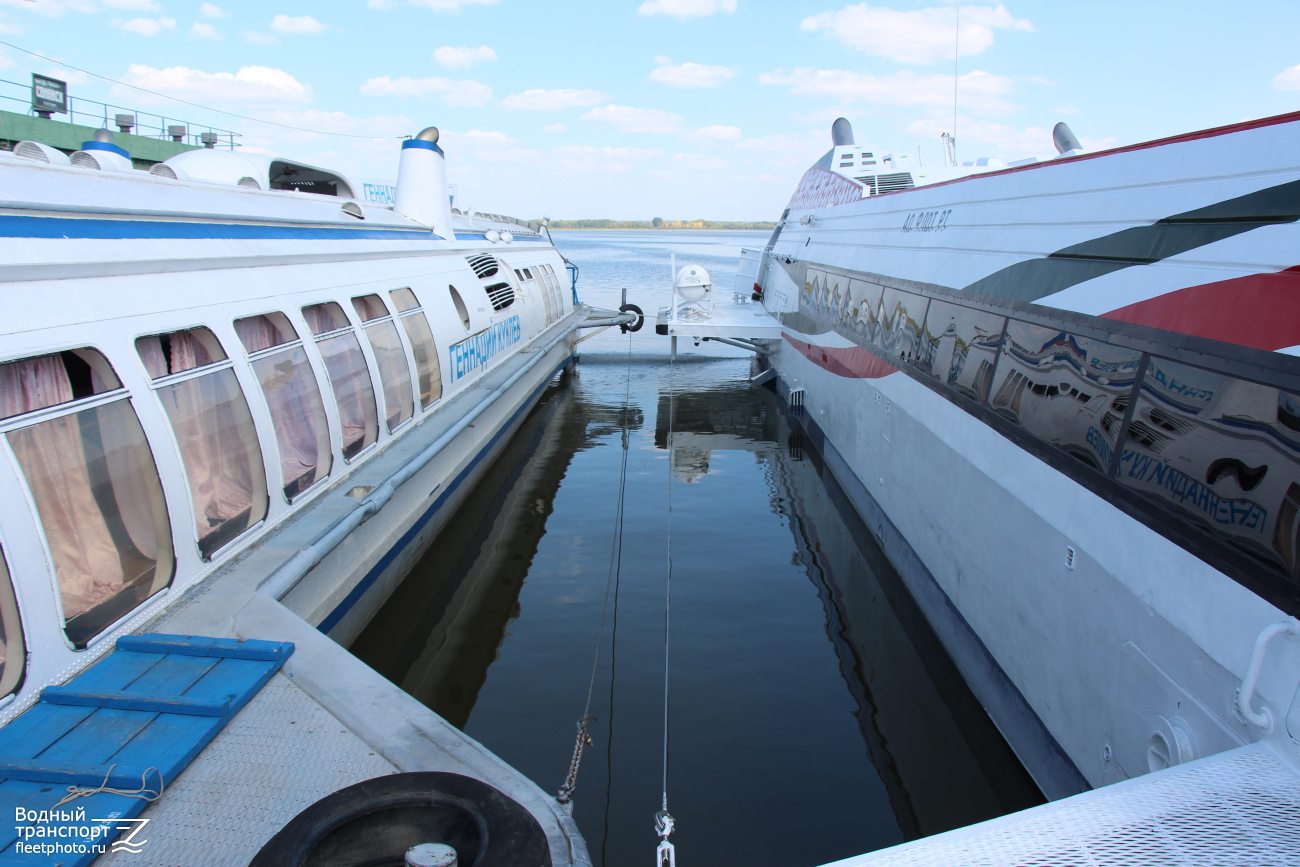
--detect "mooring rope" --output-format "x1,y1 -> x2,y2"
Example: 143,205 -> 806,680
656,337 -> 677,867
601,330 -> 632,862
557,328 -> 634,805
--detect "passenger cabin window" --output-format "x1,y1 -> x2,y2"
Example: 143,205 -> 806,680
137,327 -> 269,560
352,294 -> 414,433
302,302 -> 379,460
234,313 -> 332,501
0,547 -> 23,696
1,349 -> 173,647
389,289 -> 443,409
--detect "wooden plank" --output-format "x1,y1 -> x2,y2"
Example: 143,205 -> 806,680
0,706 -> 94,761
116,634 -> 290,661
39,688 -> 229,717
0,759 -> 158,788
107,657 -> 292,786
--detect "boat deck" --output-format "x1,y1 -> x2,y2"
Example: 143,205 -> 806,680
829,741 -> 1300,867
96,672 -> 397,867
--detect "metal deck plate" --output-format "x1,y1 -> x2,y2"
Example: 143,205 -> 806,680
830,742 -> 1300,867
96,672 -> 396,867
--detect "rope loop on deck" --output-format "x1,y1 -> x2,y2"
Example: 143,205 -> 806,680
54,765 -> 165,809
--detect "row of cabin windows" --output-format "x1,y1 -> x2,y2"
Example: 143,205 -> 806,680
0,287 -> 447,692
512,264 -> 565,326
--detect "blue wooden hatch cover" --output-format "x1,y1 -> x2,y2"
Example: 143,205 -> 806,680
0,633 -> 293,866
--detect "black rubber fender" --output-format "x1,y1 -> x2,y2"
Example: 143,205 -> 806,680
618,303 -> 644,333
248,772 -> 552,867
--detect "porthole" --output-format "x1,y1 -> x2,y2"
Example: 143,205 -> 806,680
449,285 -> 471,332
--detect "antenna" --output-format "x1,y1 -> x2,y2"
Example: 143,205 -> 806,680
952,1 -> 959,165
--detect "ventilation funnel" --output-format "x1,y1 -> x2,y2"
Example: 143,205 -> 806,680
831,117 -> 855,146
1053,122 -> 1083,155
393,127 -> 454,240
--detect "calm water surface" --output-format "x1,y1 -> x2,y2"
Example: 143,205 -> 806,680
350,231 -> 1042,867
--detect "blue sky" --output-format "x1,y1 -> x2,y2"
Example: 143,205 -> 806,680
0,0 -> 1298,219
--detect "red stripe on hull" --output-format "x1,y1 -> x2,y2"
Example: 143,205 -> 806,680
1102,266 -> 1300,352
784,334 -> 898,378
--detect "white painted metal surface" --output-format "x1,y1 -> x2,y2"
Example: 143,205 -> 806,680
824,743 -> 1300,867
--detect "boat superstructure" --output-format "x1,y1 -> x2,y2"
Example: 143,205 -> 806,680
656,111 -> 1300,862
0,121 -> 610,865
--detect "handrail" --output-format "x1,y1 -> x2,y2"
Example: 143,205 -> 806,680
0,77 -> 240,150
258,320 -> 579,600
1236,617 -> 1300,731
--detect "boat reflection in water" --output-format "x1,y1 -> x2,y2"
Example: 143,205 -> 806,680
352,355 -> 1041,866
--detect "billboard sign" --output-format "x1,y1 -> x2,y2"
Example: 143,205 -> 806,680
32,74 -> 67,115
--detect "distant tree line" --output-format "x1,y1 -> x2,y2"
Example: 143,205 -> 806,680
543,218 -> 777,230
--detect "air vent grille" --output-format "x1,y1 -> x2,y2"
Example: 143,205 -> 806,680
467,254 -> 500,279
150,164 -> 178,179
238,176 -> 261,190
70,152 -> 101,170
14,141 -> 49,163
876,172 -> 915,193
485,282 -> 515,311
340,201 -> 364,219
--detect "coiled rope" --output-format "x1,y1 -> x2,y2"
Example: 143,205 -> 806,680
656,338 -> 677,867
557,330 -> 634,805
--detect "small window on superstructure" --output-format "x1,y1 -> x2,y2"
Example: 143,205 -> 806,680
1,348 -> 173,647
138,327 -> 268,560
352,294 -> 413,433
302,302 -> 379,460
235,313 -> 332,501
389,288 -> 443,409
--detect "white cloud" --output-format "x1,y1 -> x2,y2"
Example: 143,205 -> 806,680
0,0 -> 96,16
443,129 -> 516,147
103,0 -> 160,10
41,65 -> 87,84
552,144 -> 664,173
270,14 -> 327,34
672,153 -> 728,171
637,0 -> 735,19
802,3 -> 1032,65
649,58 -> 739,88
544,123 -> 566,133
691,124 -> 742,141
1051,104 -> 1079,116
112,16 -> 176,35
360,76 -> 493,107
112,64 -> 312,107
200,3 -> 228,17
240,30 -> 280,45
433,45 -> 497,69
581,104 -> 686,134
1274,64 -> 1300,90
760,67 -> 1020,116
190,21 -> 222,38
369,0 -> 499,10
0,52 -> 12,70
500,88 -> 609,111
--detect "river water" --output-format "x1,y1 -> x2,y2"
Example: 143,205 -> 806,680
349,231 -> 1043,867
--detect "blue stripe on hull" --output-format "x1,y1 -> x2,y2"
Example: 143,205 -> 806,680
0,214 -> 548,243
